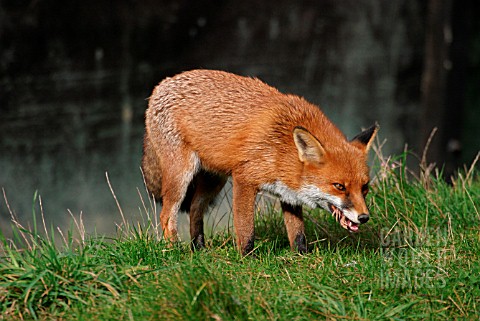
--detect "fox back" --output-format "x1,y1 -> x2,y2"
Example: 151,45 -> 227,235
142,69 -> 378,255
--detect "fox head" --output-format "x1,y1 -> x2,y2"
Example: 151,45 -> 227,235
292,123 -> 379,232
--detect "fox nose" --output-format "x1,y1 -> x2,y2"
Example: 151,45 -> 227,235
358,214 -> 369,224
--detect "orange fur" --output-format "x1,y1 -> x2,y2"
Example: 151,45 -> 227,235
142,69 -> 378,255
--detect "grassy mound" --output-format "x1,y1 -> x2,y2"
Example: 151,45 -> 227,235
1,151 -> 479,320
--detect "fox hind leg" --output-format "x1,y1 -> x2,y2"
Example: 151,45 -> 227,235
188,171 -> 227,251
159,150 -> 200,242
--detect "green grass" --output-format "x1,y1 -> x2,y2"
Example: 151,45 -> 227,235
1,152 -> 479,320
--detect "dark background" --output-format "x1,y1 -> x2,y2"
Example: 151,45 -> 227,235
0,0 -> 479,235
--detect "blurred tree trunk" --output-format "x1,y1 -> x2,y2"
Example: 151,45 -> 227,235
420,0 -> 452,170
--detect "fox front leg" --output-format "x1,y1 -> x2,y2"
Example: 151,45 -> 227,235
232,175 -> 257,256
282,202 -> 307,253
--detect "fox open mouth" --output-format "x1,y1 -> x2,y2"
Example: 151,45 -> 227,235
328,204 -> 360,232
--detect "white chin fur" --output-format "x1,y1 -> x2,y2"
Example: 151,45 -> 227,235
260,181 -> 305,206
261,181 -> 340,211
260,181 -> 361,224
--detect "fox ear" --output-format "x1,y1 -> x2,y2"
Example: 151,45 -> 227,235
293,127 -> 326,164
350,122 -> 379,152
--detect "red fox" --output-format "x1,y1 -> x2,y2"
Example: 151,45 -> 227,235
142,69 -> 378,255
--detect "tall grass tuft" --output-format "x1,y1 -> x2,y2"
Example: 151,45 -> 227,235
0,192 -> 128,319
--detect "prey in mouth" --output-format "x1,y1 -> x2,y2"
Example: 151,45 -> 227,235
328,204 -> 360,232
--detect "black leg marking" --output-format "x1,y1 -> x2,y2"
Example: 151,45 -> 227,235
295,233 -> 308,254
242,235 -> 255,256
191,234 -> 205,251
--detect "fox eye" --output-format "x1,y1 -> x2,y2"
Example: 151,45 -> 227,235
333,183 -> 346,191
361,183 -> 369,195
